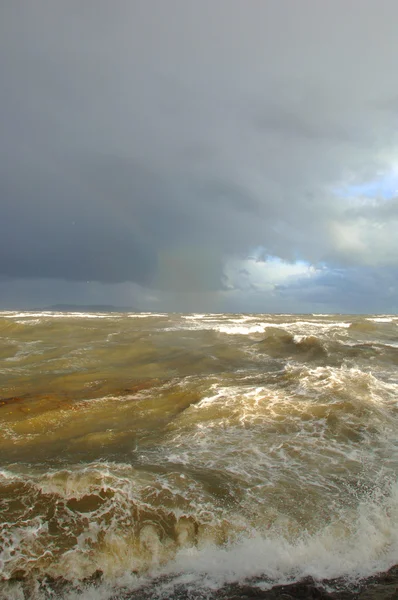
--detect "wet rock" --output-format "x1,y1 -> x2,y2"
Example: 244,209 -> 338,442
5,568 -> 398,600
358,584 -> 397,599
214,577 -> 335,599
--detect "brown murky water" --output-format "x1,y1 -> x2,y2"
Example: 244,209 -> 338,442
1,311 -> 398,599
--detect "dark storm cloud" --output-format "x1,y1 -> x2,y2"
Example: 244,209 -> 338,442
276,267 -> 398,314
2,0 -> 398,310
0,150 -> 261,289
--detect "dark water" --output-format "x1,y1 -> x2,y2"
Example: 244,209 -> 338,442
1,311 -> 398,599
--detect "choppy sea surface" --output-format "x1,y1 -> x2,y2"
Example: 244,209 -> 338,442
1,311 -> 398,599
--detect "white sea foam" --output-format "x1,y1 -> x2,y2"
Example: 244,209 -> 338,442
0,469 -> 20,481
127,313 -> 168,318
164,484 -> 398,584
216,324 -> 266,335
182,314 -> 224,319
271,320 -> 351,329
366,317 -> 394,323
168,318 -> 352,336
378,341 -> 398,348
2,451 -> 398,597
4,340 -> 42,361
2,482 -> 398,598
1,311 -> 115,319
213,320 -> 351,336
0,311 -> 168,319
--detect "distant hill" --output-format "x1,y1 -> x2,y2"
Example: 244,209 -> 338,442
41,304 -> 137,313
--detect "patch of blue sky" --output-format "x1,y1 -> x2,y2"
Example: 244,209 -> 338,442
335,170 -> 398,200
247,248 -> 314,271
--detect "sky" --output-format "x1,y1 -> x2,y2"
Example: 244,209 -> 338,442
2,1 -> 398,313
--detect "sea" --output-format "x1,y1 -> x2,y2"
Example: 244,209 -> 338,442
1,310 -> 398,599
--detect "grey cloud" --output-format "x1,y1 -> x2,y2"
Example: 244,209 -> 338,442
0,150 -> 263,289
2,1 -> 398,310
277,267 -> 398,314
